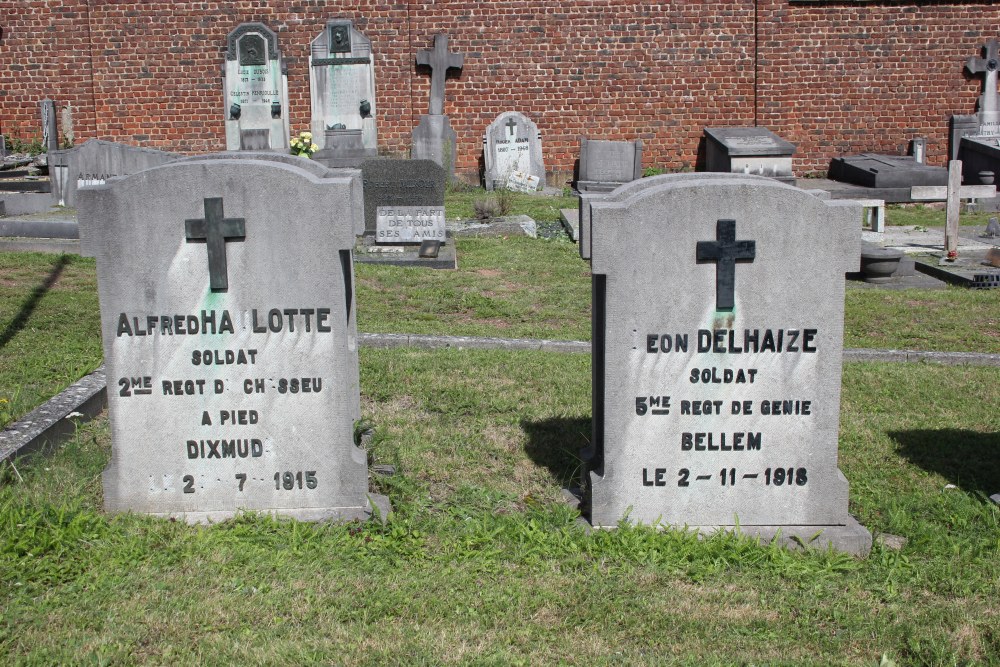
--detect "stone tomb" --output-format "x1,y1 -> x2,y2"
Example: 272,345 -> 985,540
410,34 -> 464,181
704,127 -> 795,184
48,139 -> 178,207
483,112 -> 544,191
577,137 -> 643,194
309,19 -> 377,166
223,22 -> 290,152
586,173 -> 871,554
76,154 -> 386,523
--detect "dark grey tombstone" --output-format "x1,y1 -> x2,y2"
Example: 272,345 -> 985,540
40,98 -> 58,152
47,139 -> 178,207
76,154 -> 384,523
585,173 -> 871,554
411,34 -> 464,181
577,137 -> 643,193
360,159 -> 445,235
704,127 -> 796,184
224,22 -> 289,151
828,154 -> 948,189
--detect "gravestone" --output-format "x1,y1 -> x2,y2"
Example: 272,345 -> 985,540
357,158 -> 453,268
223,22 -> 290,152
585,173 -> 871,554
483,112 -> 544,191
577,137 -> 643,193
309,20 -> 377,165
76,154 -> 385,523
956,39 -> 1000,210
40,98 -> 58,152
47,139 -> 178,207
966,38 -> 1000,137
828,153 -> 948,189
704,127 -> 795,184
410,34 -> 464,180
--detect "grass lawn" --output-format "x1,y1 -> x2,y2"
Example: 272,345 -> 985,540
1,350 -> 997,664
2,243 -> 1000,429
886,204 -> 999,227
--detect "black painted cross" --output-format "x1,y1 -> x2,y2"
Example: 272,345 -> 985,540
505,117 -> 518,138
416,33 -> 464,115
966,39 -> 1000,134
696,219 -> 756,311
184,197 -> 246,291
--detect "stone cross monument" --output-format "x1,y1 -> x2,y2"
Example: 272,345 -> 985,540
411,34 -> 464,181
966,38 -> 1000,136
416,34 -> 464,116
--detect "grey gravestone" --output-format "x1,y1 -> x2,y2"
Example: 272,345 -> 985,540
577,137 -> 643,193
704,127 -> 796,184
585,173 -> 871,554
411,34 -> 464,181
76,154 -> 383,523
40,98 -> 58,152
828,153 -> 948,189
965,38 -> 1000,137
483,112 -> 544,191
47,139 -> 178,207
223,22 -> 290,152
0,134 -> 6,158
309,20 -> 377,162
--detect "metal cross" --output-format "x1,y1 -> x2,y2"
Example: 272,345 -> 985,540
184,197 -> 246,291
416,34 -> 464,115
696,219 -> 756,311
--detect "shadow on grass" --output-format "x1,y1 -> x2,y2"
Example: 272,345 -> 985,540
521,415 -> 591,488
890,429 -> 1000,496
0,254 -> 69,351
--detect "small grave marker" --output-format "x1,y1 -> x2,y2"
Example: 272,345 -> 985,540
483,112 -> 544,191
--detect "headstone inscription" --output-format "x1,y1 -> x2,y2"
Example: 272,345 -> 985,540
585,173 -> 871,554
76,155 -> 384,523
223,22 -> 290,152
309,19 -> 377,165
411,33 -> 464,180
577,137 -> 643,193
483,112 -> 544,191
704,127 -> 796,184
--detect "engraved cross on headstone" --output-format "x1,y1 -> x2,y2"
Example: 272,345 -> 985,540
185,197 -> 246,291
966,39 -> 1000,136
505,117 -> 518,138
416,33 -> 464,115
696,219 -> 756,311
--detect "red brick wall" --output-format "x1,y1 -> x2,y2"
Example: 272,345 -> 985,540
1,1 -> 998,179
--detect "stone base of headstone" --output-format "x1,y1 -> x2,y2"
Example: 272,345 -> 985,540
354,237 -> 457,270
314,129 -> 376,169
141,494 -> 391,525
912,252 -> 1000,289
239,129 -> 272,151
726,517 -> 872,556
411,114 -> 458,181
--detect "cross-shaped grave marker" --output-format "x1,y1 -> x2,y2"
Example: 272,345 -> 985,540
505,117 -> 518,138
184,197 -> 246,290
966,38 -> 1000,136
416,33 -> 464,115
696,219 -> 756,310
910,160 -> 997,258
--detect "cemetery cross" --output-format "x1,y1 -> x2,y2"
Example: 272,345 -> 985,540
184,197 -> 246,291
416,34 -> 464,115
966,38 -> 1000,135
695,219 -> 756,311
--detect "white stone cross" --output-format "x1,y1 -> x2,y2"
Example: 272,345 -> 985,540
966,39 -> 1000,136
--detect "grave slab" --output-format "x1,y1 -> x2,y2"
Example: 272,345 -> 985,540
828,154 -> 948,189
586,173 -> 870,554
77,154 -> 381,523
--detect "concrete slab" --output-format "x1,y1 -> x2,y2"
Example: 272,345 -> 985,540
559,208 -> 579,241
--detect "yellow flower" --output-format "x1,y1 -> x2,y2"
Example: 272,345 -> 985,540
302,132 -> 312,140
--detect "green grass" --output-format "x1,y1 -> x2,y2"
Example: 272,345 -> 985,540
445,186 -> 578,222
1,350 -> 997,664
3,244 -> 1000,429
886,205 -> 997,227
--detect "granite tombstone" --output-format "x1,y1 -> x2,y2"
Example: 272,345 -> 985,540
585,173 -> 871,554
309,20 -> 378,166
483,112 -> 544,191
76,154 -> 384,523
48,139 -> 178,207
410,34 -> 463,181
577,137 -> 643,193
704,127 -> 795,184
223,22 -> 290,152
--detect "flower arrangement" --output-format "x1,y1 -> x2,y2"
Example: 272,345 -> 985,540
290,131 -> 319,158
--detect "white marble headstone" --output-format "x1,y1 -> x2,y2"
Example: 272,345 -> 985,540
483,112 -> 544,191
223,23 -> 290,151
309,20 -> 377,153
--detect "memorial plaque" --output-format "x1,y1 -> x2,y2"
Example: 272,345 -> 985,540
376,206 -> 446,243
76,155 -> 381,523
360,158 -> 445,236
585,173 -> 871,554
483,112 -> 544,191
223,23 -> 290,151
309,20 -> 377,155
